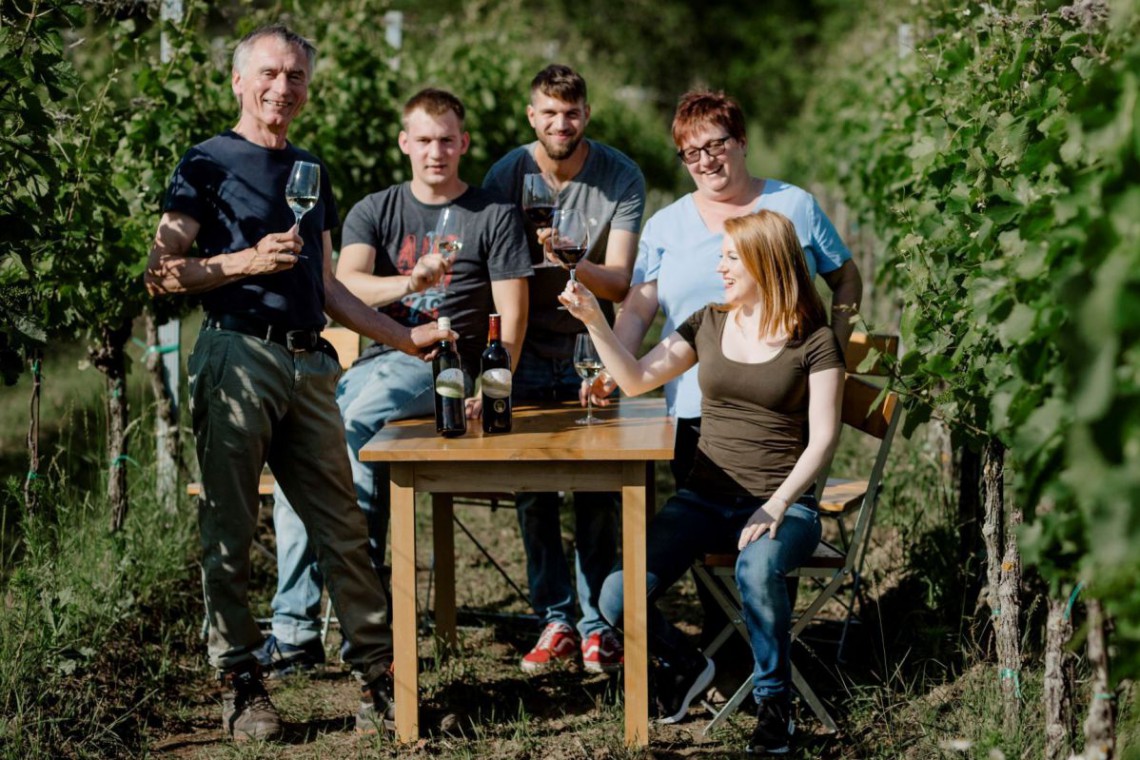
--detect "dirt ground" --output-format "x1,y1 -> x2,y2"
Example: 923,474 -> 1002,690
147,492 -> 866,759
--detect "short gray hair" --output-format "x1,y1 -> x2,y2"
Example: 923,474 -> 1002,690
232,24 -> 317,76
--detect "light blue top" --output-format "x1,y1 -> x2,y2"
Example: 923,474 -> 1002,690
631,179 -> 852,418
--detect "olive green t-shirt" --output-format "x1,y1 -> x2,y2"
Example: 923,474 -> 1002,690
676,306 -> 844,500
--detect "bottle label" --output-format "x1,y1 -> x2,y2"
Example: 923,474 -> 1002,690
435,368 -> 465,399
480,368 -> 512,399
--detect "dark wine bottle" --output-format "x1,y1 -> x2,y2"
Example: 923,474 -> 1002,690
433,316 -> 467,437
480,313 -> 512,434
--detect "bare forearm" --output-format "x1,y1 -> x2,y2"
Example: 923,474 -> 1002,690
337,270 -> 413,308
772,438 -> 839,505
146,216 -> 302,298
573,259 -> 631,303
824,262 -> 863,351
502,324 -> 526,374
612,304 -> 652,355
583,321 -> 648,395
145,252 -> 250,296
324,279 -> 413,353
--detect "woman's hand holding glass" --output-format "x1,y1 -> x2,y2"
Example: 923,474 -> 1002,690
558,278 -> 605,327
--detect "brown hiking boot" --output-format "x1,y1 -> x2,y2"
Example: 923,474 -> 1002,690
355,672 -> 396,736
221,664 -> 283,742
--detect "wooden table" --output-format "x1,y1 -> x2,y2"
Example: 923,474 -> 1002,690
359,397 -> 674,747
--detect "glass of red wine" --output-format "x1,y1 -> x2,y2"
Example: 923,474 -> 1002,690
522,173 -> 558,267
551,208 -> 589,280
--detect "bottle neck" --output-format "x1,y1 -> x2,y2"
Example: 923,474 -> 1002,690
487,315 -> 502,344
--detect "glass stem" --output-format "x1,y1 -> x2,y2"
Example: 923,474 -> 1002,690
569,267 -> 577,283
587,392 -> 593,423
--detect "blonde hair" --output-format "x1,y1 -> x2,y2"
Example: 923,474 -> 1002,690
402,88 -> 466,128
721,210 -> 827,341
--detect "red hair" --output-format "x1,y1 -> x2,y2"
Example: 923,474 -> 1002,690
671,89 -> 746,148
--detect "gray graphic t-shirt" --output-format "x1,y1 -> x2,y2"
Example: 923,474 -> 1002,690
483,139 -> 645,358
342,183 -> 532,370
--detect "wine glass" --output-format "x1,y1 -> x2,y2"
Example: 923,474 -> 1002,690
522,174 -> 558,268
285,161 -> 320,229
573,333 -> 604,425
431,206 -> 463,297
552,208 -> 589,310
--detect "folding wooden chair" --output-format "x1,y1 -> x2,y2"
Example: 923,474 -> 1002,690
692,337 -> 901,735
810,333 -> 898,662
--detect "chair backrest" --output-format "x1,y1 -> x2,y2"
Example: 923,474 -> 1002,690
835,373 -> 901,575
322,326 -> 361,369
842,332 -> 899,376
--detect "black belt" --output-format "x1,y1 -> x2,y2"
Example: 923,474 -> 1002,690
204,313 -> 321,352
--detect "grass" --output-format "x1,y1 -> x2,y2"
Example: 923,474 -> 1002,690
1,332 -> 1138,758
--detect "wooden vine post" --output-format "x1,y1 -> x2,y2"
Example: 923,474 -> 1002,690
981,438 -> 1022,729
1043,581 -> 1076,760
1083,599 -> 1115,760
24,351 -> 42,514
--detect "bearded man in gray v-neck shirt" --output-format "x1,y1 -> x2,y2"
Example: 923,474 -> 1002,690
484,64 -> 646,676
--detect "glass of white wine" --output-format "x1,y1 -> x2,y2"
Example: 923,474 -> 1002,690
431,206 -> 463,296
285,161 -> 320,229
573,332 -> 604,425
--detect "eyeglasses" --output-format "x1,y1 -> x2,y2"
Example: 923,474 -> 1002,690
676,136 -> 733,164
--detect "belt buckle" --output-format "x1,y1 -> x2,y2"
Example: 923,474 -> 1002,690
286,330 -> 315,353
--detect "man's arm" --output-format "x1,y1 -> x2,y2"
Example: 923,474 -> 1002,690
144,211 -> 301,296
490,277 -> 529,373
320,232 -> 450,356
336,242 -> 448,308
820,259 -> 863,351
572,228 -> 638,303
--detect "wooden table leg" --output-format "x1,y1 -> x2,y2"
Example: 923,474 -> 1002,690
389,463 -> 419,742
622,462 -> 649,747
432,493 -> 457,651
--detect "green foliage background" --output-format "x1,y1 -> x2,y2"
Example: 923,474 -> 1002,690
4,0 -> 1140,754
785,0 -> 1140,677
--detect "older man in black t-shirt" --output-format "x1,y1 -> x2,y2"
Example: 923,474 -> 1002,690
144,25 -> 450,742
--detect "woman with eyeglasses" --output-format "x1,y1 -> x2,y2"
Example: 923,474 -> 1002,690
589,89 -> 861,489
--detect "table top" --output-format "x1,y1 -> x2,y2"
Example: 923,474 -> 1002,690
359,396 -> 675,463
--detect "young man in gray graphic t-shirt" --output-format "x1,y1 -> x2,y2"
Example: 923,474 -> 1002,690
259,89 -> 531,677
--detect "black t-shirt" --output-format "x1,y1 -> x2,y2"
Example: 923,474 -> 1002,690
162,130 -> 338,330
342,183 -> 532,371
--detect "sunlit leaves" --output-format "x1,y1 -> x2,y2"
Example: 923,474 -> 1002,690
785,0 -> 1140,676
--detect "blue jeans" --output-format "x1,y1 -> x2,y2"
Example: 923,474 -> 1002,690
270,350 -> 435,645
513,343 -> 619,638
598,488 -> 821,703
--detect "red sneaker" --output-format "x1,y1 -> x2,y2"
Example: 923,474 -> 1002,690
581,629 -> 623,674
521,622 -> 580,673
